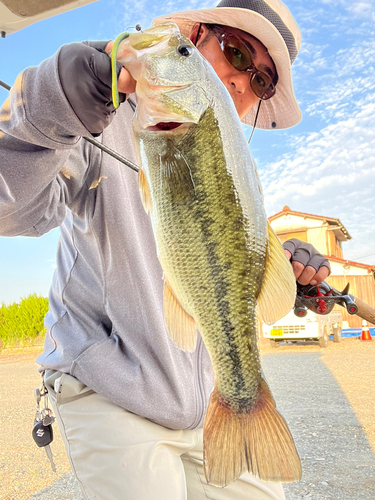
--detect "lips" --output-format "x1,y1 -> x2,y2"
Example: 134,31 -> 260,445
147,122 -> 182,131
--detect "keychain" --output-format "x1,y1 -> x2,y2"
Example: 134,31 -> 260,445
32,376 -> 56,472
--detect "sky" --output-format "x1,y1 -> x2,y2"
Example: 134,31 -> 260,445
0,0 -> 375,304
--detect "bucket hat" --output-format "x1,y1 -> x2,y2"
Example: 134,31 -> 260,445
153,0 -> 302,130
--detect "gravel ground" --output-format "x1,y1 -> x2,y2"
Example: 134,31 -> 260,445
0,350 -> 72,500
261,341 -> 375,499
27,475 -> 82,500
1,338 -> 374,499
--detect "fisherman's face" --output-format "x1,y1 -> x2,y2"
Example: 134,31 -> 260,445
190,24 -> 277,119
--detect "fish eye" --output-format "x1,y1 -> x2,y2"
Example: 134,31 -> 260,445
178,45 -> 193,57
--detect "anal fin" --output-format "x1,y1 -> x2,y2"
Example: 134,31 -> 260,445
163,280 -> 197,352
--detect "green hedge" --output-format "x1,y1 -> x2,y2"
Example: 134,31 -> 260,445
0,294 -> 49,347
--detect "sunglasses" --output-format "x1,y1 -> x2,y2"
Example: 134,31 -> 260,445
209,27 -> 276,101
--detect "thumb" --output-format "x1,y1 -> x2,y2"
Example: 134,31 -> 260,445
105,41 -> 114,53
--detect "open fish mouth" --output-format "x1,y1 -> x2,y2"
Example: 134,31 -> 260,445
146,122 -> 183,132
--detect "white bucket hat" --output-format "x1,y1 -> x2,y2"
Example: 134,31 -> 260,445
153,0 -> 302,130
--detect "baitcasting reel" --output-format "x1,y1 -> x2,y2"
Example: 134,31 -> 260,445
294,281 -> 358,317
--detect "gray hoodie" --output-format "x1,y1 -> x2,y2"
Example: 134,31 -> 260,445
0,48 -> 214,430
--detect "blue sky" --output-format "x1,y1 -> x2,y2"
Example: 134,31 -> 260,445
1,0 -> 375,304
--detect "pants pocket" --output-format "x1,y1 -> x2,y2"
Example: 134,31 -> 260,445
44,369 -> 95,404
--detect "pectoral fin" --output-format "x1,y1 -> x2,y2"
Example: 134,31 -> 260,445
159,140 -> 195,200
257,223 -> 296,325
163,279 -> 197,352
138,168 -> 152,214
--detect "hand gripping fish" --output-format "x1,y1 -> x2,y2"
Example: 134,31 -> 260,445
114,23 -> 302,487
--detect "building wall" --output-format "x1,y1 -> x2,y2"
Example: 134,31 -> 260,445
327,230 -> 343,258
271,214 -> 324,231
271,214 -> 344,258
270,211 -> 375,329
271,215 -> 329,254
326,275 -> 375,327
307,226 -> 328,255
329,261 -> 370,276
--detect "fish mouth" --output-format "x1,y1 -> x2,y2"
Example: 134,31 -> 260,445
146,122 -> 183,132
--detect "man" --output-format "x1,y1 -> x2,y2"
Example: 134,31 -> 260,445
0,0 -> 329,498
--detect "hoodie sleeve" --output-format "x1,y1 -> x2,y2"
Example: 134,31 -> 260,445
0,43 -> 124,237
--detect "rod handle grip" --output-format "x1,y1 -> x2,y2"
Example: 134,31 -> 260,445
354,297 -> 375,325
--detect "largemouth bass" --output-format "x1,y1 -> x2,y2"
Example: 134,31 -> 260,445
115,22 -> 301,487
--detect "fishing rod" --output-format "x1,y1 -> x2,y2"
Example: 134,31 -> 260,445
294,280 -> 375,325
0,79 -> 139,173
0,79 -> 11,91
3,80 -> 375,325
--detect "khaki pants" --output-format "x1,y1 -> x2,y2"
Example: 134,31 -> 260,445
45,370 -> 285,500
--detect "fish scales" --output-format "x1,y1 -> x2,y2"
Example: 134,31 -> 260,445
137,107 -> 265,410
115,22 -> 301,487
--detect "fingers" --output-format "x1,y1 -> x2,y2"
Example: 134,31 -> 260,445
284,249 -> 292,261
59,42 -> 124,135
290,261 -> 311,285
105,41 -> 136,95
285,249 -> 329,285
283,238 -> 331,286
291,264 -> 314,285
310,265 -> 330,285
293,253 -> 330,285
290,261 -> 330,286
117,68 -> 136,95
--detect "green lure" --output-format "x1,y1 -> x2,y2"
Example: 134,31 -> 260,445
110,31 -> 130,108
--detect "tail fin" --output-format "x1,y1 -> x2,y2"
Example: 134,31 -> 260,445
203,378 -> 302,487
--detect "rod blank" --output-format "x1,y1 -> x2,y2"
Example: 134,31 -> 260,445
0,79 -> 139,173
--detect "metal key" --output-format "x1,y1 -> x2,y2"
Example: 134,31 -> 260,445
44,442 -> 57,473
41,407 -> 56,427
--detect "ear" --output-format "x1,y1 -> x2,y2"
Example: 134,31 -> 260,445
188,23 -> 209,45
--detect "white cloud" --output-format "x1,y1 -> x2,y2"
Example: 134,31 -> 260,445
113,0 -> 375,266
293,41 -> 329,77
294,37 -> 375,125
292,0 -> 375,46
347,1 -> 375,21
259,94 -> 375,264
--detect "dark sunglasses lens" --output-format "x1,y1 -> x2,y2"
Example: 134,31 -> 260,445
251,73 -> 275,100
221,35 -> 276,100
262,85 -> 276,100
223,37 -> 252,71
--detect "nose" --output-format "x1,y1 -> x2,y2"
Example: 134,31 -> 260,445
229,70 -> 251,95
227,70 -> 258,117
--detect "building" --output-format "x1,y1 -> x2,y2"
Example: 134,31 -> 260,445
269,206 -> 375,327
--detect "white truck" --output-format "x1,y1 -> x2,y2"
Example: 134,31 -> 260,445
262,309 -> 343,348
